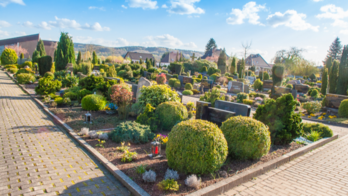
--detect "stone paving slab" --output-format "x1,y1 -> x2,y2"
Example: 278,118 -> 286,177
0,71 -> 130,196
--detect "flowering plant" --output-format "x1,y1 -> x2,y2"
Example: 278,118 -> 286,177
110,84 -> 133,119
155,134 -> 168,144
255,97 -> 263,101
104,103 -> 118,111
156,73 -> 167,84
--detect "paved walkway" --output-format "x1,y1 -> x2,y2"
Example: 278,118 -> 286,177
0,71 -> 130,195
220,123 -> 348,196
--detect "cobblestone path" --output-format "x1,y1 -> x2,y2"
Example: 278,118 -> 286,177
219,124 -> 348,196
0,71 -> 130,195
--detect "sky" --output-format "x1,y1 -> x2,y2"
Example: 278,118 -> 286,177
0,0 -> 348,65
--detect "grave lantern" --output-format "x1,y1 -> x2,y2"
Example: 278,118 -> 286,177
151,141 -> 161,157
84,112 -> 92,124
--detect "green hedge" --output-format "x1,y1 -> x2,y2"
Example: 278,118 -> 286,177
38,56 -> 53,76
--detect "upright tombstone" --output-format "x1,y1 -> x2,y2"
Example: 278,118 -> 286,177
207,107 -> 235,127
293,84 -> 310,93
201,79 -> 213,90
132,84 -> 138,99
136,77 -> 152,101
228,81 -> 244,94
244,85 -> 250,93
183,76 -> 193,84
178,75 -> 184,85
262,80 -> 273,91
246,76 -> 256,85
196,101 -> 211,120
215,100 -> 251,117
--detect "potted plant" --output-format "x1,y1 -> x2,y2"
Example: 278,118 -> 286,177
104,103 -> 118,115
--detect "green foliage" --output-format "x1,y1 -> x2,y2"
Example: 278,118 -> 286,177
184,83 -> 193,90
329,60 -> 339,93
157,179 -> 180,191
146,59 -> 153,69
62,75 -> 79,88
78,89 -> 92,101
173,74 -> 178,79
92,51 -> 98,65
254,93 -> 303,144
308,87 -> 320,96
306,131 -> 321,142
35,77 -> 62,95
249,92 -> 266,99
236,92 -> 249,103
121,150 -> 137,162
221,116 -> 270,160
54,97 -> 64,105
253,79 -> 263,91
17,73 -> 35,84
237,58 -> 245,78
209,73 -> 219,82
230,57 -> 236,74
32,50 -> 40,64
107,65 -> 117,77
63,92 -> 78,100
166,119 -> 228,174
174,80 -> 181,88
242,99 -> 254,105
79,75 -> 105,91
82,62 -> 92,76
199,88 -> 225,107
338,99 -> 348,118
182,90 -> 193,95
1,48 -> 18,65
217,48 -> 227,74
38,56 -> 53,76
337,46 -> 348,95
309,73 -> 316,81
36,39 -> 46,56
44,72 -> 54,78
81,94 -> 107,111
15,68 -> 35,76
63,97 -> 71,106
55,32 -> 75,71
109,121 -> 155,144
156,102 -> 188,130
321,68 -> 328,95
21,61 -> 33,69
302,123 -> 333,138
207,67 -> 220,76
7,67 -> 18,74
76,51 -> 82,65
259,71 -> 270,80
168,78 -> 177,87
272,64 -> 285,87
310,89 -> 319,98
20,53 -> 24,59
205,38 -> 217,52
138,85 -> 180,108
136,103 -> 158,132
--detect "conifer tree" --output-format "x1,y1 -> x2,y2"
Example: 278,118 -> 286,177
76,51 -> 82,65
55,32 -> 76,71
230,57 -> 236,74
327,37 -> 343,61
54,49 -> 57,62
139,58 -> 143,64
20,53 -> 24,59
329,60 -> 339,93
107,65 -> 117,77
32,50 -> 41,64
336,46 -> 348,95
321,68 -> 328,95
325,57 -> 333,72
146,59 -> 153,69
205,38 -> 217,52
36,39 -> 46,56
217,48 -> 227,74
92,51 -> 98,65
238,58 -> 245,78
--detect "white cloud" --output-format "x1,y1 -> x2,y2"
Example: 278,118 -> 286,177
340,29 -> 348,35
267,10 -> 319,31
15,31 -> 26,36
37,22 -> 51,30
226,1 -> 265,25
145,34 -> 197,49
167,0 -> 204,15
316,4 -> 348,28
0,20 -> 11,28
121,5 -> 127,9
0,30 -> 9,37
73,36 -> 132,47
313,0 -> 323,2
161,4 -> 167,8
21,21 -> 33,27
88,6 -> 105,11
0,0 -> 25,7
126,0 -> 158,10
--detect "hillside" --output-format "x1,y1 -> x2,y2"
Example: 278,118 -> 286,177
74,43 -> 205,61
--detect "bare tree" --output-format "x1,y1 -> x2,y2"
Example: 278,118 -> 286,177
241,41 -> 252,60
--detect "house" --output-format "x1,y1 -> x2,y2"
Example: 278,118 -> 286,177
160,51 -> 181,66
245,54 -> 272,75
200,48 -> 223,63
124,52 -> 154,63
0,34 -> 57,59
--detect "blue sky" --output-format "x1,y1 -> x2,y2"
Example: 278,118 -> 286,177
1,0 -> 348,64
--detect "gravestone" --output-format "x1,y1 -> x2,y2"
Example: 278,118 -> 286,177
274,86 -> 292,94
244,85 -> 250,93
93,66 -> 100,71
188,70 -> 191,77
207,107 -> 235,127
136,77 -> 152,101
193,83 -> 200,91
178,75 -> 184,84
132,84 -> 138,99
295,76 -> 304,79
183,76 -> 193,84
215,100 -> 251,117
325,93 -> 348,109
293,84 -> 309,93
228,81 -> 244,94
196,101 -> 211,120
246,76 -> 256,85
262,80 -> 273,91
143,71 -> 148,77
201,79 -> 213,89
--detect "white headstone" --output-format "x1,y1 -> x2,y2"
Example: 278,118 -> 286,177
136,77 -> 152,101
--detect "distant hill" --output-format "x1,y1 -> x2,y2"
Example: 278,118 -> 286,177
74,43 -> 205,61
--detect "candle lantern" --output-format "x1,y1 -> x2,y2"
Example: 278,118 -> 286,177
84,112 -> 92,124
151,141 -> 161,157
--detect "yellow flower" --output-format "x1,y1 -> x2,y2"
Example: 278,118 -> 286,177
308,116 -> 311,118
310,114 -> 315,117
322,113 -> 326,115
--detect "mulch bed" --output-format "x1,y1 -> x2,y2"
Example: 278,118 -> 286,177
83,137 -> 304,196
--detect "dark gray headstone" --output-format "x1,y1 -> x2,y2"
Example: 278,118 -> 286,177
178,75 -> 184,85
201,79 -> 213,89
143,71 -> 148,77
136,77 -> 152,101
293,84 -> 309,93
244,85 -> 250,93
228,81 -> 244,94
183,76 -> 193,84
196,101 -> 211,120
215,100 -> 251,117
132,84 -> 138,99
262,80 -> 273,91
208,107 -> 235,127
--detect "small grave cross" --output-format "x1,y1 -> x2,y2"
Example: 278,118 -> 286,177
190,53 -> 197,61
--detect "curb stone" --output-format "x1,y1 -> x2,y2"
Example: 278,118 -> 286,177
4,72 -> 150,196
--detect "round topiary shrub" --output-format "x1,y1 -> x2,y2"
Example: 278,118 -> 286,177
81,94 -> 107,111
156,101 -> 188,130
17,73 -> 35,84
253,79 -> 263,91
182,90 -> 193,95
221,116 -> 271,160
44,72 -> 54,79
286,84 -> 293,89
184,83 -> 193,90
138,85 -> 180,108
174,80 -> 181,88
166,119 -> 228,174
339,99 -> 348,118
1,48 -> 18,65
310,89 -> 319,98
168,78 -> 177,87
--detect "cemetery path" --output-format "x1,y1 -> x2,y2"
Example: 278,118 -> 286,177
219,123 -> 348,196
0,71 -> 130,196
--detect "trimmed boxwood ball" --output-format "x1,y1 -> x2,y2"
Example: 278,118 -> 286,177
166,119 -> 228,174
184,83 -> 193,90
221,116 -> 271,160
338,99 -> 348,118
182,90 -> 193,95
81,94 -> 107,111
156,101 -> 188,130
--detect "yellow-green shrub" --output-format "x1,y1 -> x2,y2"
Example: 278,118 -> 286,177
338,99 -> 348,118
242,99 -> 254,105
17,73 -> 35,84
156,101 -> 188,130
